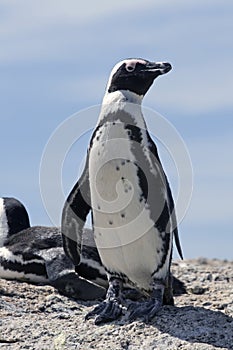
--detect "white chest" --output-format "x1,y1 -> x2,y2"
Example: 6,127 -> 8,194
88,121 -> 171,290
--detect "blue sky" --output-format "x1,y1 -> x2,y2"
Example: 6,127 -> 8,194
1,0 -> 232,259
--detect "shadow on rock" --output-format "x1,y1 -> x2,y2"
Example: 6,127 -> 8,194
151,305 -> 233,350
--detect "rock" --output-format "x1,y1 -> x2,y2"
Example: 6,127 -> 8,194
189,286 -> 207,295
53,333 -> 66,350
0,259 -> 232,349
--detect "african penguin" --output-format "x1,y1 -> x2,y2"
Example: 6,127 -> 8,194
0,197 -> 106,300
62,58 -> 183,324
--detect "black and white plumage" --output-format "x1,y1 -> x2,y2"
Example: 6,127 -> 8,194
0,197 -> 106,300
62,58 -> 183,324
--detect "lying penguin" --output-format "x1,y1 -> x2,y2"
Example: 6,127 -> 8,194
0,197 -> 185,304
0,197 -> 106,300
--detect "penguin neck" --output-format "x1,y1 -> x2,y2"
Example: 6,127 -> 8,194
102,90 -> 143,106
0,198 -> 9,247
104,90 -> 143,105
98,90 -> 145,128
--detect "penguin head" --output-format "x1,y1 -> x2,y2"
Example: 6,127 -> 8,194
106,58 -> 172,97
0,197 -> 30,242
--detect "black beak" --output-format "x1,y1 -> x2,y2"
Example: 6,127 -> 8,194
143,61 -> 172,75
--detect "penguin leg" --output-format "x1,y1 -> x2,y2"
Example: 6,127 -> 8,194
43,248 -> 106,300
163,272 -> 174,305
85,277 -> 123,325
128,281 -> 165,322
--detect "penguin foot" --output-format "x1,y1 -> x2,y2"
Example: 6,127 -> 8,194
128,286 -> 164,322
128,298 -> 162,322
85,277 -> 123,324
85,299 -> 123,325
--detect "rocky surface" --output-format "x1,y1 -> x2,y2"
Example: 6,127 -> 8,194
0,258 -> 232,350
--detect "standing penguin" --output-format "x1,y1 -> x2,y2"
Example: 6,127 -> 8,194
62,58 -> 183,324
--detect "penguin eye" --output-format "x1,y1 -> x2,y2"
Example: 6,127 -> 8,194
125,64 -> 136,72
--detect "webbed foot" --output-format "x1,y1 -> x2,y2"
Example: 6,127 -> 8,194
128,298 -> 162,322
85,277 -> 123,325
85,299 -> 122,325
128,285 -> 164,322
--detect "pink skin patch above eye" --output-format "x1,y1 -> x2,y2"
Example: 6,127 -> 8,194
125,59 -> 147,71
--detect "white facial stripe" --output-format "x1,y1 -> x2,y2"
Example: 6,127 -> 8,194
125,59 -> 146,71
125,59 -> 147,65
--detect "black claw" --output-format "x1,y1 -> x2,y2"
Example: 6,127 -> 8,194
95,315 -> 105,325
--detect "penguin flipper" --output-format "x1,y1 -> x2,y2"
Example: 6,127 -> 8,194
53,273 -> 106,301
43,247 -> 105,300
173,227 -> 183,260
61,154 -> 91,265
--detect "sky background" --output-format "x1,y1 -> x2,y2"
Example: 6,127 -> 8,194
1,0 -> 232,260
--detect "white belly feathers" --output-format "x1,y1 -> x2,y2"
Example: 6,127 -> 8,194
89,121 -> 170,290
